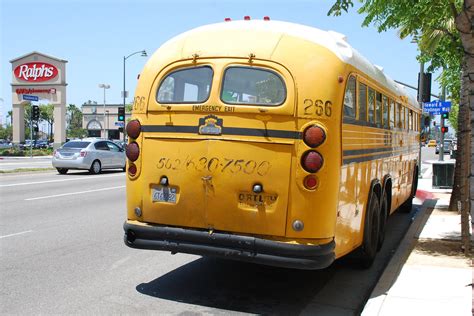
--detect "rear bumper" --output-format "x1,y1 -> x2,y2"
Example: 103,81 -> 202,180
123,221 -> 335,270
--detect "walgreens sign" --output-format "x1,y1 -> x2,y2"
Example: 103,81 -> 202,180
14,62 -> 58,82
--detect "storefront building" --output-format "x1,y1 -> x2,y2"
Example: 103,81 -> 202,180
82,101 -> 130,140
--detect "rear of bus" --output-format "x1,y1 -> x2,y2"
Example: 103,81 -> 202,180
123,20 -> 344,269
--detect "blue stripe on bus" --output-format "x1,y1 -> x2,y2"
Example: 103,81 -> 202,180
141,125 -> 302,139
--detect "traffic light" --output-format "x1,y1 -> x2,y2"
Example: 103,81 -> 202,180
418,72 -> 432,103
32,105 -> 40,120
441,126 -> 449,133
118,107 -> 125,121
441,112 -> 449,119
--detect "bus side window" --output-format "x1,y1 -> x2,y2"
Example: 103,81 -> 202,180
396,103 -> 402,128
406,108 -> 410,131
358,83 -> 367,121
376,92 -> 382,127
389,99 -> 395,128
343,76 -> 357,118
382,95 -> 389,129
368,87 -> 375,124
409,110 -> 413,130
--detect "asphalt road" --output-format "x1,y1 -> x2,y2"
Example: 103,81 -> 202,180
0,168 -> 421,314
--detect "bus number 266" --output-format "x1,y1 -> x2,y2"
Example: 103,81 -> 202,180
303,99 -> 332,117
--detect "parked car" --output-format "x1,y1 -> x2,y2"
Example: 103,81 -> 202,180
435,140 -> 452,154
427,140 -> 437,147
0,139 -> 12,149
52,138 -> 126,174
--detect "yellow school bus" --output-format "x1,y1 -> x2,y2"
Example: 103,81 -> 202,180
123,19 -> 420,269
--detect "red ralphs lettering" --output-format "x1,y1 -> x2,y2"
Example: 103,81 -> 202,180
14,62 -> 58,82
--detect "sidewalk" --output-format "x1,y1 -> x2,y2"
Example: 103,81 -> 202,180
362,170 -> 473,315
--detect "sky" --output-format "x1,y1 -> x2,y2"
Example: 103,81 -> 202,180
0,0 -> 440,126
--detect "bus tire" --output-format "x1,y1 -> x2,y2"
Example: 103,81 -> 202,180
377,191 -> 388,251
400,165 -> 418,213
359,192 -> 381,268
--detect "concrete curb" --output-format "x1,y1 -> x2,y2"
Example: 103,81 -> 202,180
361,199 -> 437,315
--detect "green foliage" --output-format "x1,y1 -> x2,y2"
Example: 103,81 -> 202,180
447,102 -> 459,133
66,104 -> 85,138
0,147 -> 53,157
328,0 -> 464,109
0,125 -> 12,140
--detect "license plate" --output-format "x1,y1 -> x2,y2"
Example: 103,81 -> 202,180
152,186 -> 177,203
238,192 -> 278,207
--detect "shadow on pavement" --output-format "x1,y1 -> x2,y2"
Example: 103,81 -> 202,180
136,257 -> 335,315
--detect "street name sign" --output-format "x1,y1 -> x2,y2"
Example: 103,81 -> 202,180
115,121 -> 125,127
22,94 -> 39,101
423,100 -> 451,115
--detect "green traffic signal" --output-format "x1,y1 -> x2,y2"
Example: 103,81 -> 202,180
441,112 -> 449,119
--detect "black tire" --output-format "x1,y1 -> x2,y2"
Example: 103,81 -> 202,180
377,191 -> 388,251
89,160 -> 102,174
358,193 -> 381,269
57,168 -> 68,175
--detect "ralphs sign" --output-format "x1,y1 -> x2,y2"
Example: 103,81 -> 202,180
14,62 -> 58,82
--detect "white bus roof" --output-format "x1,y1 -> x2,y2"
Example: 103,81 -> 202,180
165,20 -> 419,108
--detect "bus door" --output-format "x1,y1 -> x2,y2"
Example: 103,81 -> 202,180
141,59 -> 296,237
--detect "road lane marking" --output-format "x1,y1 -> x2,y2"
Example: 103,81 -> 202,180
1,173 -> 124,187
0,230 -> 33,239
25,185 -> 125,201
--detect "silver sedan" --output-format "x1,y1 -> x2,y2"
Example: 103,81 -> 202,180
52,139 -> 126,174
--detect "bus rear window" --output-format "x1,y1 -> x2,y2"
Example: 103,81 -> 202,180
157,66 -> 213,103
221,67 -> 286,106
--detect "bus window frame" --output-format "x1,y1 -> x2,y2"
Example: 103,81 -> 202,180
358,82 -> 368,121
343,75 -> 357,118
219,65 -> 287,107
156,65 -> 214,104
368,87 -> 376,124
382,95 -> 389,129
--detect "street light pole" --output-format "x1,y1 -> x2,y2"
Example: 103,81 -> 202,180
98,83 -> 110,139
123,50 -> 147,141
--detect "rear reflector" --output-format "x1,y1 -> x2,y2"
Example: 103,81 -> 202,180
126,120 -> 141,139
128,163 -> 137,176
244,16 -> 251,20
303,175 -> 318,190
301,151 -> 323,173
303,125 -> 326,148
126,142 -> 140,162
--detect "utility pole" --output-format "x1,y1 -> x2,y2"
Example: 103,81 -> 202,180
438,85 -> 446,161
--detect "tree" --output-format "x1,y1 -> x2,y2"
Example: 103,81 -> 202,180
40,104 -> 54,142
329,0 -> 473,253
66,104 -> 86,138
7,110 -> 13,126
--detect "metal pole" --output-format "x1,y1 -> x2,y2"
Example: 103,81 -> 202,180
439,84 -> 446,161
30,105 -> 33,158
418,62 -> 424,171
103,87 -> 106,139
123,56 -> 126,142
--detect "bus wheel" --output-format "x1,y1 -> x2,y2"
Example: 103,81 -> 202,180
359,193 -> 381,268
377,191 -> 388,251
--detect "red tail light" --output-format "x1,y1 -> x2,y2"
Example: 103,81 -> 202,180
301,151 -> 323,173
244,16 -> 251,20
263,16 -> 270,21
304,175 -> 319,190
80,150 -> 87,157
126,120 -> 141,139
126,142 -> 140,162
128,163 -> 137,176
303,125 -> 326,148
